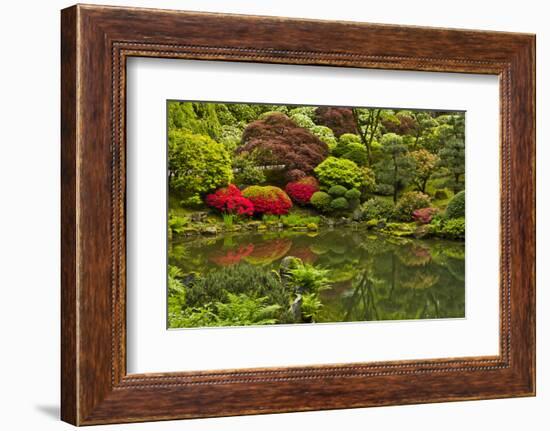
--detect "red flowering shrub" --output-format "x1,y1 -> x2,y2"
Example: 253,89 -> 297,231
412,207 -> 438,224
285,180 -> 319,205
241,185 -> 293,215
205,184 -> 254,216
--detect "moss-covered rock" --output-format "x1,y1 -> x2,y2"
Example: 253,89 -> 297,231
307,223 -> 318,231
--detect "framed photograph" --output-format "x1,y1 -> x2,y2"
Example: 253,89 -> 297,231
61,4 -> 536,425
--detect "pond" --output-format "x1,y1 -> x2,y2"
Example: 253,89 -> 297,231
169,227 -> 465,323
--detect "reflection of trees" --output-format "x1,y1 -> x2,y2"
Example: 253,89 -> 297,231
170,229 -> 465,322
326,238 -> 465,322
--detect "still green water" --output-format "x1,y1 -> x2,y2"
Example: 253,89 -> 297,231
170,228 -> 465,322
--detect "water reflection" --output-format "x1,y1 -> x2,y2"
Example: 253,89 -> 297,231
170,228 -> 465,322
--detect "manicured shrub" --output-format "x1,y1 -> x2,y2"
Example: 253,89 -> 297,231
285,181 -> 319,205
394,191 -> 431,221
314,156 -> 363,189
332,133 -> 361,157
412,207 -> 438,224
330,197 -> 349,211
328,185 -> 348,197
445,190 -> 465,219
310,191 -> 332,212
242,185 -> 293,215
361,197 -> 394,221
342,142 -> 368,166
168,130 -> 233,196
375,183 -> 394,196
345,188 -> 361,201
205,184 -> 254,216
310,125 -> 337,149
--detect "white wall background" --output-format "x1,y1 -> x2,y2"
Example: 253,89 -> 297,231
0,0 -> 546,429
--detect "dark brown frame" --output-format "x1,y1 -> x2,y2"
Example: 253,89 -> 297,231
61,4 -> 536,426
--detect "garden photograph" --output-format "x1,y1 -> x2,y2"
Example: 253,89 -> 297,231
167,101 -> 466,329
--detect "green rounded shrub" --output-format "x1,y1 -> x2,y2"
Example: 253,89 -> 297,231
330,197 -> 349,210
328,185 -> 348,197
310,191 -> 332,212
445,190 -> 465,219
361,197 -> 394,221
394,191 -> 431,221
168,130 -> 233,196
345,188 -> 361,201
314,157 -> 363,190
342,142 -> 368,166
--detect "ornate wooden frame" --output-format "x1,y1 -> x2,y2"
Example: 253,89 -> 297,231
61,4 -> 536,425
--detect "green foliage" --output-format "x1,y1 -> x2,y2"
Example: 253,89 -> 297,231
330,197 -> 349,210
167,265 -> 186,317
434,189 -> 448,200
288,107 -> 316,128
168,101 -> 221,139
361,197 -> 394,221
280,213 -> 320,227
429,216 -> 465,240
333,134 -> 368,166
288,264 -> 331,293
328,185 -> 348,197
441,217 -> 466,239
184,264 -> 288,316
338,133 -> 362,147
168,212 -> 189,235
445,190 -> 465,219
219,124 -> 243,152
301,293 -> 324,321
375,183 -> 394,196
214,294 -> 281,326
345,188 -> 361,201
310,191 -> 332,212
341,142 -> 368,166
227,103 -> 259,123
222,213 -> 235,229
288,263 -> 331,322
410,149 -> 440,193
394,191 -> 431,221
232,151 -> 266,186
360,166 -> 377,194
170,294 -> 281,328
376,133 -> 415,202
310,125 -> 337,149
169,130 -> 233,196
438,138 -> 465,193
180,194 -> 203,208
314,156 -> 363,189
